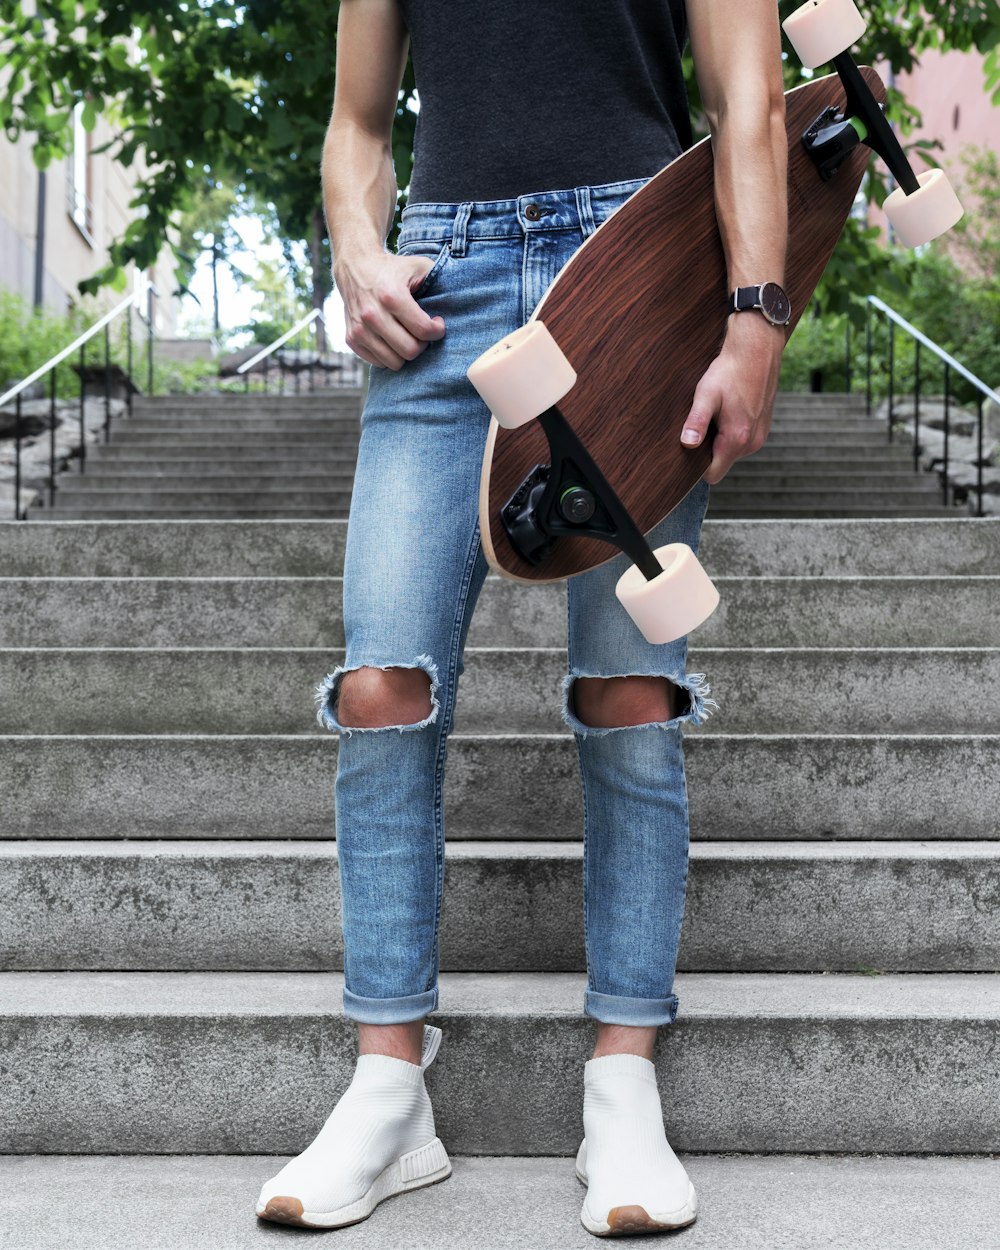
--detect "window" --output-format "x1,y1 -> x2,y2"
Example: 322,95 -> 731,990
66,100 -> 94,243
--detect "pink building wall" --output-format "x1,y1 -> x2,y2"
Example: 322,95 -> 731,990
869,46 -> 997,251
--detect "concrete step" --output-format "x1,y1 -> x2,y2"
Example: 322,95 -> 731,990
1,576 -> 995,647
1,647 -> 995,736
2,970 -> 997,1153
3,839 -> 996,973
707,489 -> 946,508
720,450 -> 920,470
121,418 -> 360,434
730,432 -> 895,446
81,450 -> 357,470
132,390 -> 366,405
724,464 -> 922,480
2,734 -> 996,840
36,506 -> 354,519
2,519 -> 995,578
1,1152 -> 994,1250
66,469 -> 356,485
48,489 -> 354,510
107,428 -> 361,445
128,399 -> 365,419
757,418 -> 889,431
119,406 -> 361,421
774,393 -> 865,405
706,504 -> 960,518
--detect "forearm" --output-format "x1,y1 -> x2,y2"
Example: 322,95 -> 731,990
323,120 -> 398,275
681,2 -> 789,479
322,0 -> 408,276
710,96 -> 788,294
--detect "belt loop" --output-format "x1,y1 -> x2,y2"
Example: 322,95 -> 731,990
574,186 -> 596,238
451,202 -> 473,256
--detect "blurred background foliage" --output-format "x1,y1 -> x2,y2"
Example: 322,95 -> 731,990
0,0 -> 996,385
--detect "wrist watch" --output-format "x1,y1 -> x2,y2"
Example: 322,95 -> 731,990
728,282 -> 791,327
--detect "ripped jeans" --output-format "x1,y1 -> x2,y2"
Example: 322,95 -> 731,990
316,176 -> 718,1028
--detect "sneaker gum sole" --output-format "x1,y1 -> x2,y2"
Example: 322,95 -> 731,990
576,1168 -> 698,1236
257,1137 -> 451,1229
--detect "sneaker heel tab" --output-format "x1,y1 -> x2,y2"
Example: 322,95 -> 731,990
420,1024 -> 443,1071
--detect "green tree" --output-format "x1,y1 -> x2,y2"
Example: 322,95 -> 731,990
175,177 -> 255,336
0,0 -> 995,331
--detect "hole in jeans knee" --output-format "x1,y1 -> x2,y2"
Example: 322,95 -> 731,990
314,654 -> 441,736
571,675 -> 678,729
560,671 -> 719,736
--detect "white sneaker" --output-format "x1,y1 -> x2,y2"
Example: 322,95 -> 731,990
256,1023 -> 451,1228
576,1052 -> 697,1237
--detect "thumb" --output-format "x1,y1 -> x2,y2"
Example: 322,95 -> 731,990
680,375 -> 721,448
407,256 -> 436,292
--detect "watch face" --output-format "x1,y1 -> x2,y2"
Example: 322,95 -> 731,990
759,282 -> 791,325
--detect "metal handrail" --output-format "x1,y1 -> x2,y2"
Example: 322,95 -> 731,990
864,295 -> 996,517
0,291 -> 137,411
867,297 -> 999,408
237,308 -> 325,376
2,281 -> 158,519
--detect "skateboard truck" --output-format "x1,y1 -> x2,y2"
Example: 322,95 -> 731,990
500,405 -> 665,581
786,0 -> 962,246
802,53 -> 918,194
469,320 -> 720,644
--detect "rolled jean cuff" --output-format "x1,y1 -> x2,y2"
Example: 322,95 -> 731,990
342,984 -> 439,1024
584,989 -> 679,1027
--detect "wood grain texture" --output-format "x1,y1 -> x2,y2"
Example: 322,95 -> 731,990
481,68 -> 885,583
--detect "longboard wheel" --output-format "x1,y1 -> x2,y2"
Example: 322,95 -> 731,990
466,321 -> 577,429
615,543 -> 720,645
883,168 -> 964,247
782,0 -> 866,68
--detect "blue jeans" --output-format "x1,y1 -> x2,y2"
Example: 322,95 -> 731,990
316,176 -> 718,1028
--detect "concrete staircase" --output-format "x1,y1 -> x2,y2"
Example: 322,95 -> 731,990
709,392 -> 957,517
28,390 -> 958,521
2,510 -> 999,1248
31,391 -> 364,520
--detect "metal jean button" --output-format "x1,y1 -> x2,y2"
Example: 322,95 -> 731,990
524,203 -> 541,221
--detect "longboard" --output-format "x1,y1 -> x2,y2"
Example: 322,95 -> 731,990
477,69 -> 883,586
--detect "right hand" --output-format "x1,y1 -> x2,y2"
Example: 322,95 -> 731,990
336,250 -> 446,370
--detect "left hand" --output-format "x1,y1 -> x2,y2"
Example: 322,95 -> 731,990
679,312 -> 785,485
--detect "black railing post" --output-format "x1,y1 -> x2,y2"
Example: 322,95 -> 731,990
14,391 -> 22,519
942,363 -> 950,506
865,301 -> 872,416
146,285 -> 155,395
103,323 -> 112,442
48,368 -> 57,508
887,321 -> 895,443
264,353 -> 270,394
79,343 -> 86,475
844,319 -> 851,393
244,366 -> 250,394
913,340 -> 921,471
126,302 -> 134,420
295,329 -> 302,396
976,396 -> 984,518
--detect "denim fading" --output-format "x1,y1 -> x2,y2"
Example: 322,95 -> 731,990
315,175 -> 719,1028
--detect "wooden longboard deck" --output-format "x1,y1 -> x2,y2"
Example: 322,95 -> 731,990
480,68 -> 884,584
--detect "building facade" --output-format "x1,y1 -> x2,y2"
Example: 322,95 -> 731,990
871,46 -> 997,253
0,99 -> 179,337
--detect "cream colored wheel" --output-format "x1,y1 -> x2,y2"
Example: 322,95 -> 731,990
782,0 -> 866,68
884,168 -> 964,247
466,320 -> 577,429
615,543 -> 720,644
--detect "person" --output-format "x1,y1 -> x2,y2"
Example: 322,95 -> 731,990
257,0 -> 788,1235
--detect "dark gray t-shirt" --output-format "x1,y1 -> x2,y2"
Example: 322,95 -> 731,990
397,0 -> 692,203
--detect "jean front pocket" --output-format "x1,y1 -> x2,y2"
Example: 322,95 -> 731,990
396,238 -> 453,298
